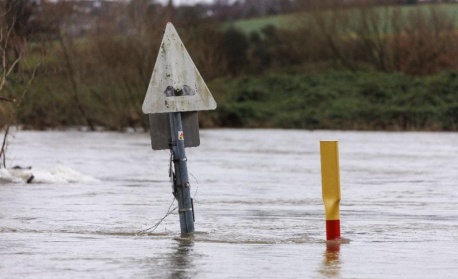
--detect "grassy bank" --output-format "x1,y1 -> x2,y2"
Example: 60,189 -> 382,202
3,68 -> 458,131
205,70 -> 458,131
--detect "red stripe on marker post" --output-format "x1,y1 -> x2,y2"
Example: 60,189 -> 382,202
326,220 -> 341,241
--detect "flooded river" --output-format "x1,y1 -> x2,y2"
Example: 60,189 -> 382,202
1,129 -> 458,278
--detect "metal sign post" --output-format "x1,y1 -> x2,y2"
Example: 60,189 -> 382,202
142,23 -> 217,235
169,112 -> 194,234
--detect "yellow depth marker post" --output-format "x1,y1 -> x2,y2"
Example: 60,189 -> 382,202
320,141 -> 341,240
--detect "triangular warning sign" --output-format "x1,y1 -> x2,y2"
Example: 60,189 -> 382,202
142,22 -> 217,114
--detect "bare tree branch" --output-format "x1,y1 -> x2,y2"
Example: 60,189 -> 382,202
58,27 -> 95,131
0,17 -> 21,91
0,96 -> 16,102
0,66 -> 38,168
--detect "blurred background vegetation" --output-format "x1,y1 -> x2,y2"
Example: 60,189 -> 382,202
1,0 -> 458,131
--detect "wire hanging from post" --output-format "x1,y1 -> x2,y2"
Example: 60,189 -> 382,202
136,197 -> 177,236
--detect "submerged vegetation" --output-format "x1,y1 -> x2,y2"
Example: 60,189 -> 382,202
1,1 -> 458,132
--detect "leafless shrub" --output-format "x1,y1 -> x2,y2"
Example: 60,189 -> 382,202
393,6 -> 458,75
0,5 -> 39,168
291,3 -> 458,76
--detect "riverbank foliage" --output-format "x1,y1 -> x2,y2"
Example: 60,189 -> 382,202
207,70 -> 458,130
1,2 -> 458,131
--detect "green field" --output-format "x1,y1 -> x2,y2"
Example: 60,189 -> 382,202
229,3 -> 458,34
227,13 -> 293,33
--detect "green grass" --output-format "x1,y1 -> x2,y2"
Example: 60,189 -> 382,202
207,70 -> 458,130
228,3 -> 458,34
227,13 -> 294,34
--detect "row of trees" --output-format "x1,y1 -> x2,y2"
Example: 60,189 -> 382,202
1,1 -> 458,134
218,4 -> 458,76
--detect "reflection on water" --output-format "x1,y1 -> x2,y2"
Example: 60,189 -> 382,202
168,238 -> 195,279
320,241 -> 341,278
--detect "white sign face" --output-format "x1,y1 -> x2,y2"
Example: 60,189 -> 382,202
142,23 -> 217,114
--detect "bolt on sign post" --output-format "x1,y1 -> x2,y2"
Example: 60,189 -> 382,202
320,141 -> 341,241
142,23 -> 217,235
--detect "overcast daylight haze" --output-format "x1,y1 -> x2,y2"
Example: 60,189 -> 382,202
2,0 -> 458,278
